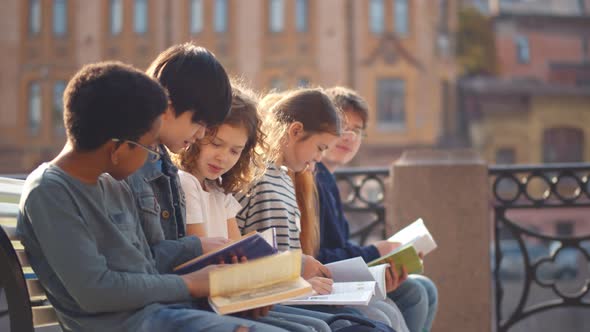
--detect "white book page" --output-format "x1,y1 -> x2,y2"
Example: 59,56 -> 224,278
325,257 -> 373,282
282,281 -> 375,306
259,228 -> 276,248
387,218 -> 437,256
368,264 -> 389,300
325,257 -> 388,301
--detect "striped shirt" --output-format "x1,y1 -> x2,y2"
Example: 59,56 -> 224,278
235,164 -> 301,251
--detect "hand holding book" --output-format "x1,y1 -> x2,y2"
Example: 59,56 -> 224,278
384,260 -> 408,293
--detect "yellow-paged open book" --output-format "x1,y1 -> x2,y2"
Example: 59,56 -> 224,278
208,250 -> 312,315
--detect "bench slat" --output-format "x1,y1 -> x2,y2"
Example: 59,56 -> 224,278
0,177 -> 24,204
26,278 -> 46,299
1,225 -> 18,241
16,248 -> 30,267
0,202 -> 19,218
32,305 -> 59,327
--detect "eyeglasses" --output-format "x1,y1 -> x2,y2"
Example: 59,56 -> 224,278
342,127 -> 367,139
111,138 -> 161,163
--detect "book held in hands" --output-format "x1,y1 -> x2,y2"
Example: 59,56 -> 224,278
387,218 -> 437,256
367,218 -> 437,275
281,281 -> 376,306
173,230 -> 277,274
208,250 -> 312,315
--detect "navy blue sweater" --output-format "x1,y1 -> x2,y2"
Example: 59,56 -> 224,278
316,162 -> 380,264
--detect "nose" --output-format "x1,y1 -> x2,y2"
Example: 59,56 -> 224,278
342,133 -> 354,142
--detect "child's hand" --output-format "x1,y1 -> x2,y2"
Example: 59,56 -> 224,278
219,255 -> 247,265
201,237 -> 229,253
302,254 -> 332,279
384,261 -> 408,293
180,265 -> 225,298
374,240 -> 402,256
308,277 -> 333,295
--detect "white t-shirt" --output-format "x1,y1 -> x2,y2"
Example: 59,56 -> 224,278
178,170 -> 243,239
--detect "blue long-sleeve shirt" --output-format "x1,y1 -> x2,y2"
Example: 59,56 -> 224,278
315,162 -> 380,264
17,164 -> 195,331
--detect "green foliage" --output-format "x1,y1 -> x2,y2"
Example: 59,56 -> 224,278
456,7 -> 497,76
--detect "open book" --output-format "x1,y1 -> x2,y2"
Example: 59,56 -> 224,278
173,231 -> 277,274
281,281 -> 376,306
209,250 -> 312,315
387,218 -> 437,256
366,218 -> 437,274
367,243 -> 423,275
325,257 -> 390,301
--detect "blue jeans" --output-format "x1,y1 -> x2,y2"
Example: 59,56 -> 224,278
141,303 -> 287,332
387,276 -> 438,332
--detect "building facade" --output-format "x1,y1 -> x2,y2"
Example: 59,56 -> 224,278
0,0 -> 458,172
459,1 -> 590,166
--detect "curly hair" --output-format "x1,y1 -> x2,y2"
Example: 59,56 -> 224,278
64,61 -> 167,151
172,84 -> 268,195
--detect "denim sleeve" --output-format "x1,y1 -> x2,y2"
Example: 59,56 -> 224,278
151,236 -> 202,273
24,184 -> 191,313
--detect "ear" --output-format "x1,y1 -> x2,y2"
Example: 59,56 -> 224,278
162,104 -> 176,121
110,141 -> 123,165
287,121 -> 304,139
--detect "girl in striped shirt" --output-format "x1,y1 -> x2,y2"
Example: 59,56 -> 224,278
236,88 -> 409,331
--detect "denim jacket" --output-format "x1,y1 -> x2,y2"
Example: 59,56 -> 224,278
126,145 -> 203,268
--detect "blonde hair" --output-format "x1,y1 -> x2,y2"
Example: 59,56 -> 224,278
261,88 -> 341,256
173,85 -> 267,195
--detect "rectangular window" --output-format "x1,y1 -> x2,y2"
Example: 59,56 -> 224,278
269,0 -> 284,33
190,0 -> 203,34
495,148 -> 516,164
369,0 -> 384,34
394,0 -> 408,36
110,0 -> 123,35
134,0 -> 148,34
53,81 -> 66,135
53,0 -> 67,37
30,0 -> 42,35
295,0 -> 308,32
214,0 -> 228,33
29,82 -> 42,136
516,36 -> 530,63
377,79 -> 406,129
438,0 -> 449,33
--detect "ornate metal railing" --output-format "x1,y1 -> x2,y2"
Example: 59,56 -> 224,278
334,166 -> 389,246
489,163 -> 590,332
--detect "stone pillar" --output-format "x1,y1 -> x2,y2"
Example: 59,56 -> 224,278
387,150 -> 491,332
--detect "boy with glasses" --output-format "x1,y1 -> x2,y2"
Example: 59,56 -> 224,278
316,86 -> 439,332
16,61 -> 282,332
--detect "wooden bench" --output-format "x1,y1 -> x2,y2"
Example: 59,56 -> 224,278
0,177 -> 60,332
